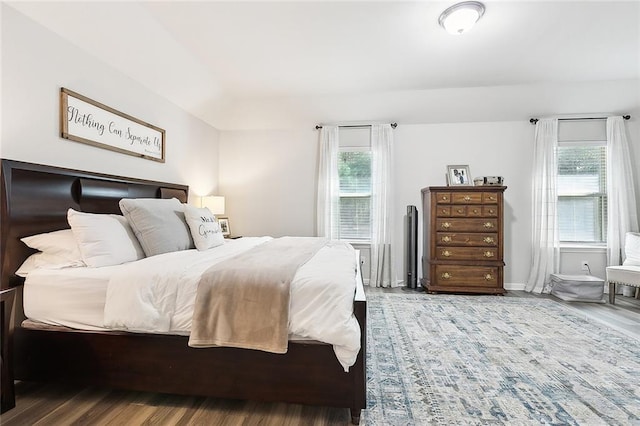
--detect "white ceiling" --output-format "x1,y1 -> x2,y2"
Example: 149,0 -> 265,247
7,1 -> 640,128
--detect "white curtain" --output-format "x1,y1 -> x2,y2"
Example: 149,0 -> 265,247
526,118 -> 559,293
606,116 -> 639,266
370,124 -> 396,287
316,125 -> 340,239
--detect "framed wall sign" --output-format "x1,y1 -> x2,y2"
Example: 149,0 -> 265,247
60,88 -> 165,162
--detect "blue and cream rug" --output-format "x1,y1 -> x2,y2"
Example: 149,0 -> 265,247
362,293 -> 640,425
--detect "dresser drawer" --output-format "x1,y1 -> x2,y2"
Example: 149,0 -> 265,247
482,192 -> 499,204
451,192 -> 482,204
436,206 -> 451,217
436,218 -> 498,232
483,206 -> 498,217
435,246 -> 499,260
433,265 -> 499,287
435,192 -> 451,204
437,232 -> 498,246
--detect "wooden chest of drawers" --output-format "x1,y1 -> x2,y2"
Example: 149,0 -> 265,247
422,186 -> 506,294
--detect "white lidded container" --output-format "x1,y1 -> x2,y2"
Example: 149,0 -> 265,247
549,274 -> 605,302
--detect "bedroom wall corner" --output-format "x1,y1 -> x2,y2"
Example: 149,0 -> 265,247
218,128 -> 318,238
0,4 -> 220,196
628,109 -> 640,221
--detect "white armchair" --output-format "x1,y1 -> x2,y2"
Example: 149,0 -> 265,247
606,266 -> 640,304
606,232 -> 640,304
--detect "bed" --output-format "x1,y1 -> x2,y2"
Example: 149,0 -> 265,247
0,159 -> 366,424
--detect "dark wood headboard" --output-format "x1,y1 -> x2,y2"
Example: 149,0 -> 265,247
0,159 -> 189,290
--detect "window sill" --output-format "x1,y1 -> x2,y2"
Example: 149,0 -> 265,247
343,240 -> 371,247
560,243 -> 606,253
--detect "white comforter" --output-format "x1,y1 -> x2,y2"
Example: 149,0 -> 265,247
103,237 -> 361,371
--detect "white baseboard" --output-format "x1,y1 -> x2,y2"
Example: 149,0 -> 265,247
504,282 -> 526,291
379,279 -> 527,292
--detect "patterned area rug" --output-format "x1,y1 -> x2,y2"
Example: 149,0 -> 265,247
362,293 -> 640,425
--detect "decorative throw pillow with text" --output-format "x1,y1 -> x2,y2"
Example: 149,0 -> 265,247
184,205 -> 225,251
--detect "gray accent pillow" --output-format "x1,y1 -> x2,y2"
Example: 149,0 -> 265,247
119,198 -> 194,256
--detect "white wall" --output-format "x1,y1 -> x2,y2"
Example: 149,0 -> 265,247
219,129 -> 317,237
219,121 -> 536,288
394,122 -> 533,288
1,5 -> 220,199
216,80 -> 639,131
219,85 -> 640,289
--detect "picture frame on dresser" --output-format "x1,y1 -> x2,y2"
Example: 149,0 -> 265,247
446,165 -> 471,186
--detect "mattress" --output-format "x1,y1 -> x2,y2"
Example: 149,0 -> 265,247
23,237 -> 265,331
24,265 -> 116,330
23,237 -> 361,369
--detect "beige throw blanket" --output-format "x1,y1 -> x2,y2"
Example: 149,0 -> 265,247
188,237 -> 328,353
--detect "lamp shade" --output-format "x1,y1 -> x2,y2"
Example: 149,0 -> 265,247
201,195 -> 225,215
439,1 -> 485,35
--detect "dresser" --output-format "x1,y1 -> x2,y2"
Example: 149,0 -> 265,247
422,186 -> 507,294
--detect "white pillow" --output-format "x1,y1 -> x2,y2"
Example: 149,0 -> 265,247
623,232 -> 640,266
16,252 -> 84,277
184,205 -> 225,251
21,229 -> 84,265
119,198 -> 194,257
67,208 -> 145,267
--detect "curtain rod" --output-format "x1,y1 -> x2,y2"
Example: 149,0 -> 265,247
529,115 -> 630,125
315,123 -> 397,130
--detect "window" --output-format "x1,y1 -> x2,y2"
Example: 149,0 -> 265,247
335,127 -> 372,241
338,150 -> 371,241
557,123 -> 607,243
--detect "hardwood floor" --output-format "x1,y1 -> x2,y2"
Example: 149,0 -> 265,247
1,381 -> 350,425
2,289 -> 638,425
508,289 -> 640,339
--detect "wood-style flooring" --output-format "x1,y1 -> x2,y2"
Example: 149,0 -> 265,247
2,290 -> 638,425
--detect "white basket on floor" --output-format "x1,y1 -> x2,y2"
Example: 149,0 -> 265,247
549,274 -> 605,303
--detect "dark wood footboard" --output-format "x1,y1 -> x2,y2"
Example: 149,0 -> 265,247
13,285 -> 366,423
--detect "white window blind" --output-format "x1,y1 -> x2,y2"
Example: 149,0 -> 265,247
338,150 -> 371,240
557,121 -> 607,243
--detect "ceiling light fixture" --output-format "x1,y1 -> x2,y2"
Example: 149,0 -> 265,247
438,1 -> 485,35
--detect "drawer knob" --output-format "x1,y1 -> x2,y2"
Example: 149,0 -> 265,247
441,236 -> 452,243
488,209 -> 495,214
442,272 -> 451,279
442,209 -> 448,214
484,251 -> 495,258
489,196 -> 496,201
484,273 -> 493,281
483,237 -> 495,244
441,196 -> 448,201
463,195 -> 471,201
442,222 -> 451,229
473,209 -> 479,214
483,222 -> 494,228
442,250 -> 452,257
